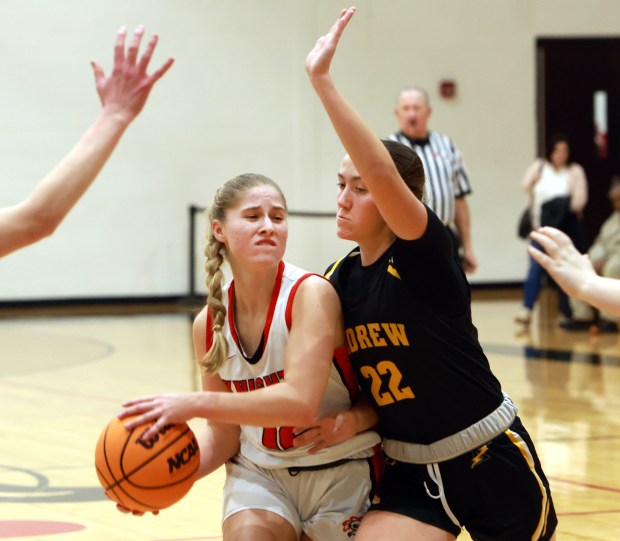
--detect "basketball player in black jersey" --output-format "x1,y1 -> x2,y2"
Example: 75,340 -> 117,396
297,8 -> 557,541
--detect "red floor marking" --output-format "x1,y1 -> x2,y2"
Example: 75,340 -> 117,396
0,521 -> 85,538
549,476 -> 620,494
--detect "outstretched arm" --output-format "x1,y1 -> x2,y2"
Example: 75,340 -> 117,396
529,226 -> 620,316
306,7 -> 427,240
0,25 -> 174,258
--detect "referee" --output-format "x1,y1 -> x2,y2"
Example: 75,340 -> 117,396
388,85 -> 477,274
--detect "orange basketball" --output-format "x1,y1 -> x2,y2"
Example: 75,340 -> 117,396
95,415 -> 200,512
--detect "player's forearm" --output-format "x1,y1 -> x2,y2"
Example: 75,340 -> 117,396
309,75 -> 394,183
197,384 -> 322,429
23,110 -> 132,232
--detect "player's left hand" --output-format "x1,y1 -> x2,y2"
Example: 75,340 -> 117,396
293,410 -> 356,454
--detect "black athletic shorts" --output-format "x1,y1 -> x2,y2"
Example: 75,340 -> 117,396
372,417 -> 557,540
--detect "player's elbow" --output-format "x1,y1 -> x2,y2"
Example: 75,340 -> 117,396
15,218 -> 57,251
18,202 -> 63,243
288,397 -> 321,427
27,214 -> 61,242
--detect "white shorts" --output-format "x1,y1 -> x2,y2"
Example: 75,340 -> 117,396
222,454 -> 374,540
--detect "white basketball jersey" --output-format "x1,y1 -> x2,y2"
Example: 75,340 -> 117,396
211,260 -> 380,469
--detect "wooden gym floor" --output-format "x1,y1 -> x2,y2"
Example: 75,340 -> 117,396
1,289 -> 619,540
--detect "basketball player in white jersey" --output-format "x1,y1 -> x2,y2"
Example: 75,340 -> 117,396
0,25 -> 173,258
120,173 -> 381,541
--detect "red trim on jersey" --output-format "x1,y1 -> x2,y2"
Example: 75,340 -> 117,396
333,346 -> 359,404
227,284 -> 238,346
227,260 -> 286,353
263,261 -> 285,348
205,307 -> 214,352
284,271 -> 318,330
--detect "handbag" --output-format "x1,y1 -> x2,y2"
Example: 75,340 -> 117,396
517,207 -> 532,239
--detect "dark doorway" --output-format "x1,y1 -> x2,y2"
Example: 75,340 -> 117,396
537,37 -> 620,246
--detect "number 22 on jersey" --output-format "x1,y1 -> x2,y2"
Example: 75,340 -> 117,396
360,360 -> 414,406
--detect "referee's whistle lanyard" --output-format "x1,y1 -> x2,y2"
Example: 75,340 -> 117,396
424,463 -> 461,528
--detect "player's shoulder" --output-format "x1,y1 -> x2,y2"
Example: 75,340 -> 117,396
325,250 -> 360,279
295,273 -> 335,298
281,260 -> 312,278
279,260 -> 333,298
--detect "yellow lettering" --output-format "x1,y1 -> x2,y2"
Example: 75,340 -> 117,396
360,366 -> 394,406
367,323 -> 387,347
345,328 -> 358,353
377,360 -> 415,400
381,323 -> 409,346
355,325 -> 373,350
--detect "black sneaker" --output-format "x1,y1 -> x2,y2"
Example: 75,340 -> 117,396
591,320 -> 619,334
559,319 -> 593,331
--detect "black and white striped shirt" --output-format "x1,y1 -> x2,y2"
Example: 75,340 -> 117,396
388,131 -> 472,225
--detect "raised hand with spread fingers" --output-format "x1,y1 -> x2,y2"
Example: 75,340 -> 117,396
0,25 -> 173,258
530,226 -> 620,316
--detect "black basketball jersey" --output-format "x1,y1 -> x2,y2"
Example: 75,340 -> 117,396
326,206 -> 504,444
